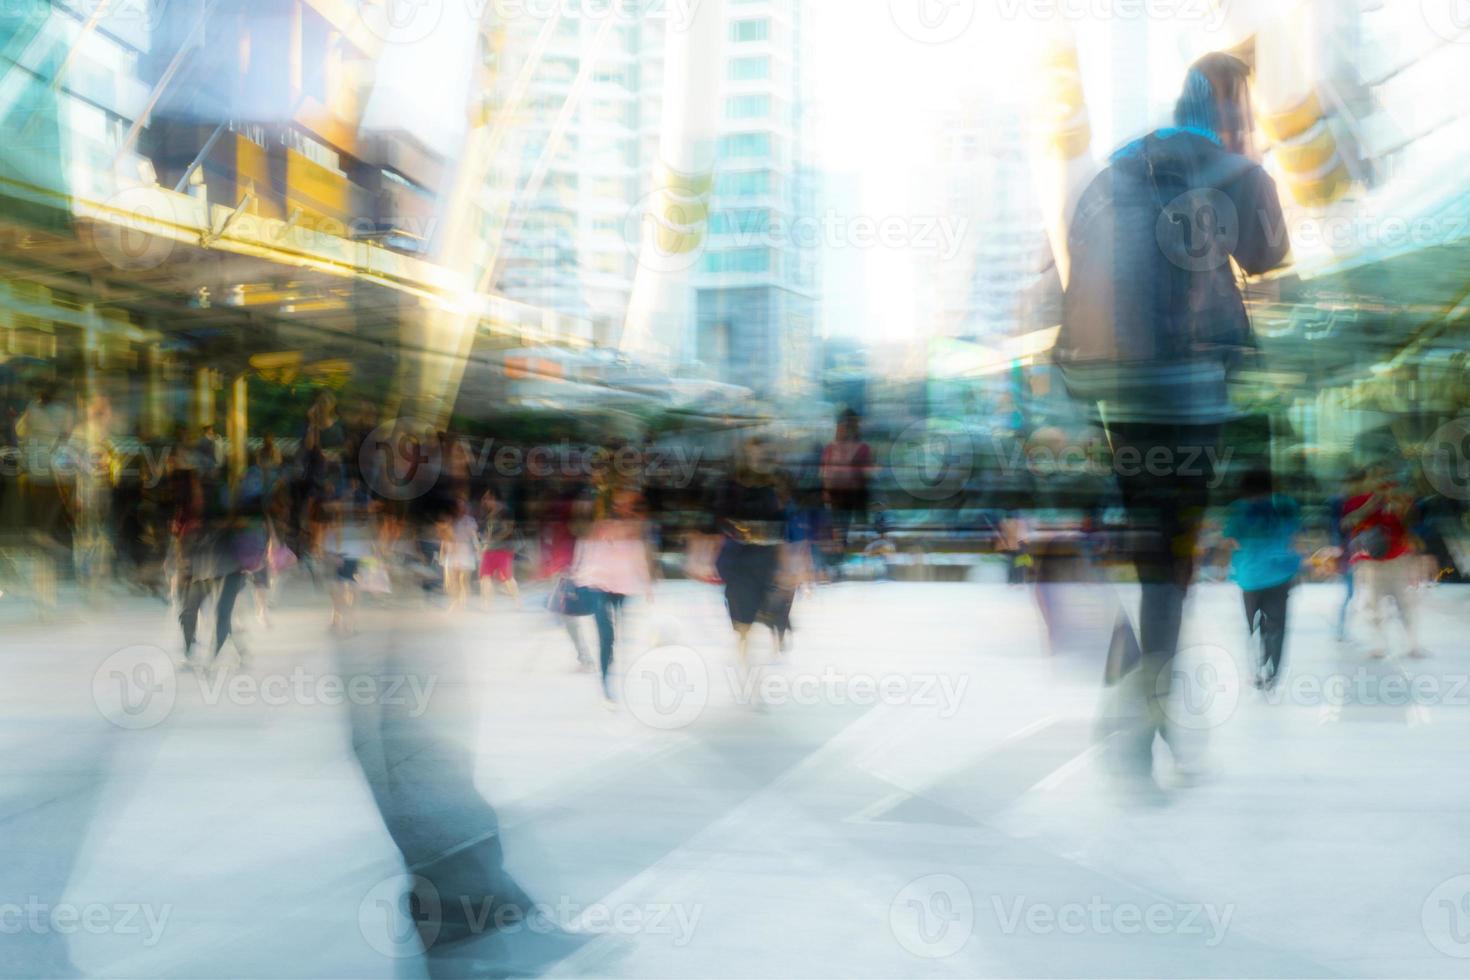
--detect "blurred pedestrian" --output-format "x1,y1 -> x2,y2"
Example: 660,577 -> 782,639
714,438 -> 787,664
478,486 -> 520,608
1053,52 -> 1290,787
821,409 -> 872,553
539,482 -> 593,669
1327,469 -> 1368,641
16,381 -> 73,554
1222,469 -> 1302,690
572,486 -> 657,704
439,495 -> 479,614
1342,465 -> 1428,659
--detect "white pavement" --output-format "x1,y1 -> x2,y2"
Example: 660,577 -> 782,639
4,578 -> 1470,978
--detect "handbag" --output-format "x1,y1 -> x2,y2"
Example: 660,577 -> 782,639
1103,612 -> 1143,686
549,575 -> 595,617
233,527 -> 268,574
268,539 -> 298,574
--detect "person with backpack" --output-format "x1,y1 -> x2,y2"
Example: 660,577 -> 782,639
1222,469 -> 1302,690
1053,53 -> 1290,785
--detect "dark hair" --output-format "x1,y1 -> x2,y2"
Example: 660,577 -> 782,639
1174,52 -> 1253,152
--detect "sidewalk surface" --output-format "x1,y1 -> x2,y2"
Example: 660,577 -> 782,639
4,577 -> 1470,978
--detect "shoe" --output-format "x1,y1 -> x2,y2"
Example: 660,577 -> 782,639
1171,759 -> 1215,788
1407,648 -> 1430,660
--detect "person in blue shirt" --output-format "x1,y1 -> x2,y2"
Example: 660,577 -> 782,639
1223,469 -> 1303,690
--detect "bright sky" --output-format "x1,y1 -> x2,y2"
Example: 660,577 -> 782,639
360,1 -> 480,155
359,1 -> 1224,344
804,1 -> 1231,343
806,0 -> 1035,342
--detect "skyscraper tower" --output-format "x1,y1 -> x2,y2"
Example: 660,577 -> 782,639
691,0 -> 817,397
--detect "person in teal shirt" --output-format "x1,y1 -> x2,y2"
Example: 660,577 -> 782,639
1223,469 -> 1303,690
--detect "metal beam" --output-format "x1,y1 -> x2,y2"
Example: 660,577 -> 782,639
114,1 -> 214,167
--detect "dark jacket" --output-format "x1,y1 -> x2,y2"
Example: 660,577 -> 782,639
1057,129 -> 1289,424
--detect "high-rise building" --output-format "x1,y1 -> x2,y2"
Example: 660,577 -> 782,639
692,0 -> 817,397
483,3 -> 819,395
917,99 -> 1045,345
490,15 -> 646,346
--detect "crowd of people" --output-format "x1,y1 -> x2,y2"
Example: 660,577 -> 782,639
1,383 -> 896,707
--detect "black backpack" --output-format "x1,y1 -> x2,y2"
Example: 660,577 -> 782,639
1054,133 -> 1253,417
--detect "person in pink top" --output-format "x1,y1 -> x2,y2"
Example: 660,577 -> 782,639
572,486 -> 658,703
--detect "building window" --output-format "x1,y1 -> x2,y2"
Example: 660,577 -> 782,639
718,132 -> 772,159
715,170 -> 773,198
725,94 -> 771,120
729,19 -> 769,43
709,209 -> 772,238
281,128 -> 342,174
728,56 -> 770,81
703,248 -> 771,274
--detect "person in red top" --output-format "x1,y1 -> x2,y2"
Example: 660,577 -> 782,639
538,481 -> 593,670
1341,465 -> 1426,658
820,409 -> 873,553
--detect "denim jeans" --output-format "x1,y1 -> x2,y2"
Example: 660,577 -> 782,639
1104,422 -> 1221,775
591,590 -> 627,696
